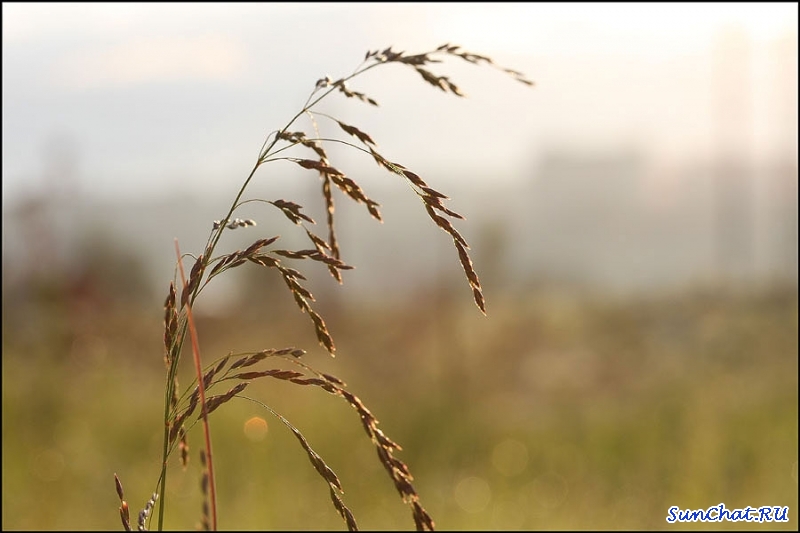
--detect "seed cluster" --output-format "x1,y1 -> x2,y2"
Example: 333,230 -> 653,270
139,41 -> 531,532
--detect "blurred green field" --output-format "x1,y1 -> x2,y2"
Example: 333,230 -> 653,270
2,276 -> 797,530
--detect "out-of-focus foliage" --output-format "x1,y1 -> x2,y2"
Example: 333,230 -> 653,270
2,238 -> 796,530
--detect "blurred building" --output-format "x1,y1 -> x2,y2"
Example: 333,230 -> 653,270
523,149 -> 648,291
711,26 -> 756,285
762,31 -> 799,283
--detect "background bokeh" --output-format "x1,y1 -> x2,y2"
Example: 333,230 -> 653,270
2,3 -> 797,530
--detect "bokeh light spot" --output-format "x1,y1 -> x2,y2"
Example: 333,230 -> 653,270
243,416 -> 268,441
492,438 -> 529,477
528,471 -> 569,509
454,476 -> 491,513
31,448 -> 65,482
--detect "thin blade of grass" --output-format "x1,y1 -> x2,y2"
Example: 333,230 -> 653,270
175,240 -> 218,531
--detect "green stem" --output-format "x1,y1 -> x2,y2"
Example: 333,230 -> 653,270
156,319 -> 184,530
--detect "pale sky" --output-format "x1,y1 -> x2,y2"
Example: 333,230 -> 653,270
2,2 -> 797,204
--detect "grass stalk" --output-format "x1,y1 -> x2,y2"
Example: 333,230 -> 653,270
174,240 -> 218,530
131,42 -> 531,531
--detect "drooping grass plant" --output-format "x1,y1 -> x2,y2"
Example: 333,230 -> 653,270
116,43 -> 532,531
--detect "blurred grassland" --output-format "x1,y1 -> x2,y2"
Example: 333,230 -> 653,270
2,273 -> 797,530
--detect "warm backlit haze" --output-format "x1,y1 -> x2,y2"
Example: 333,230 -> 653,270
3,4 -> 797,195
2,3 -> 797,530
3,3 -> 797,296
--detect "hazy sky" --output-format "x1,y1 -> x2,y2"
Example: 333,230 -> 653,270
2,2 -> 797,205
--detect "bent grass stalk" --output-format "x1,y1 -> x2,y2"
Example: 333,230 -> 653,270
173,240 -> 217,531
119,43 -> 532,531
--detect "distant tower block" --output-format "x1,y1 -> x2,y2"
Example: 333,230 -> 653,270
767,32 -> 799,281
711,26 -> 755,284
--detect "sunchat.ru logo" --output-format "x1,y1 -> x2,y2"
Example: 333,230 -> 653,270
666,503 -> 789,523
